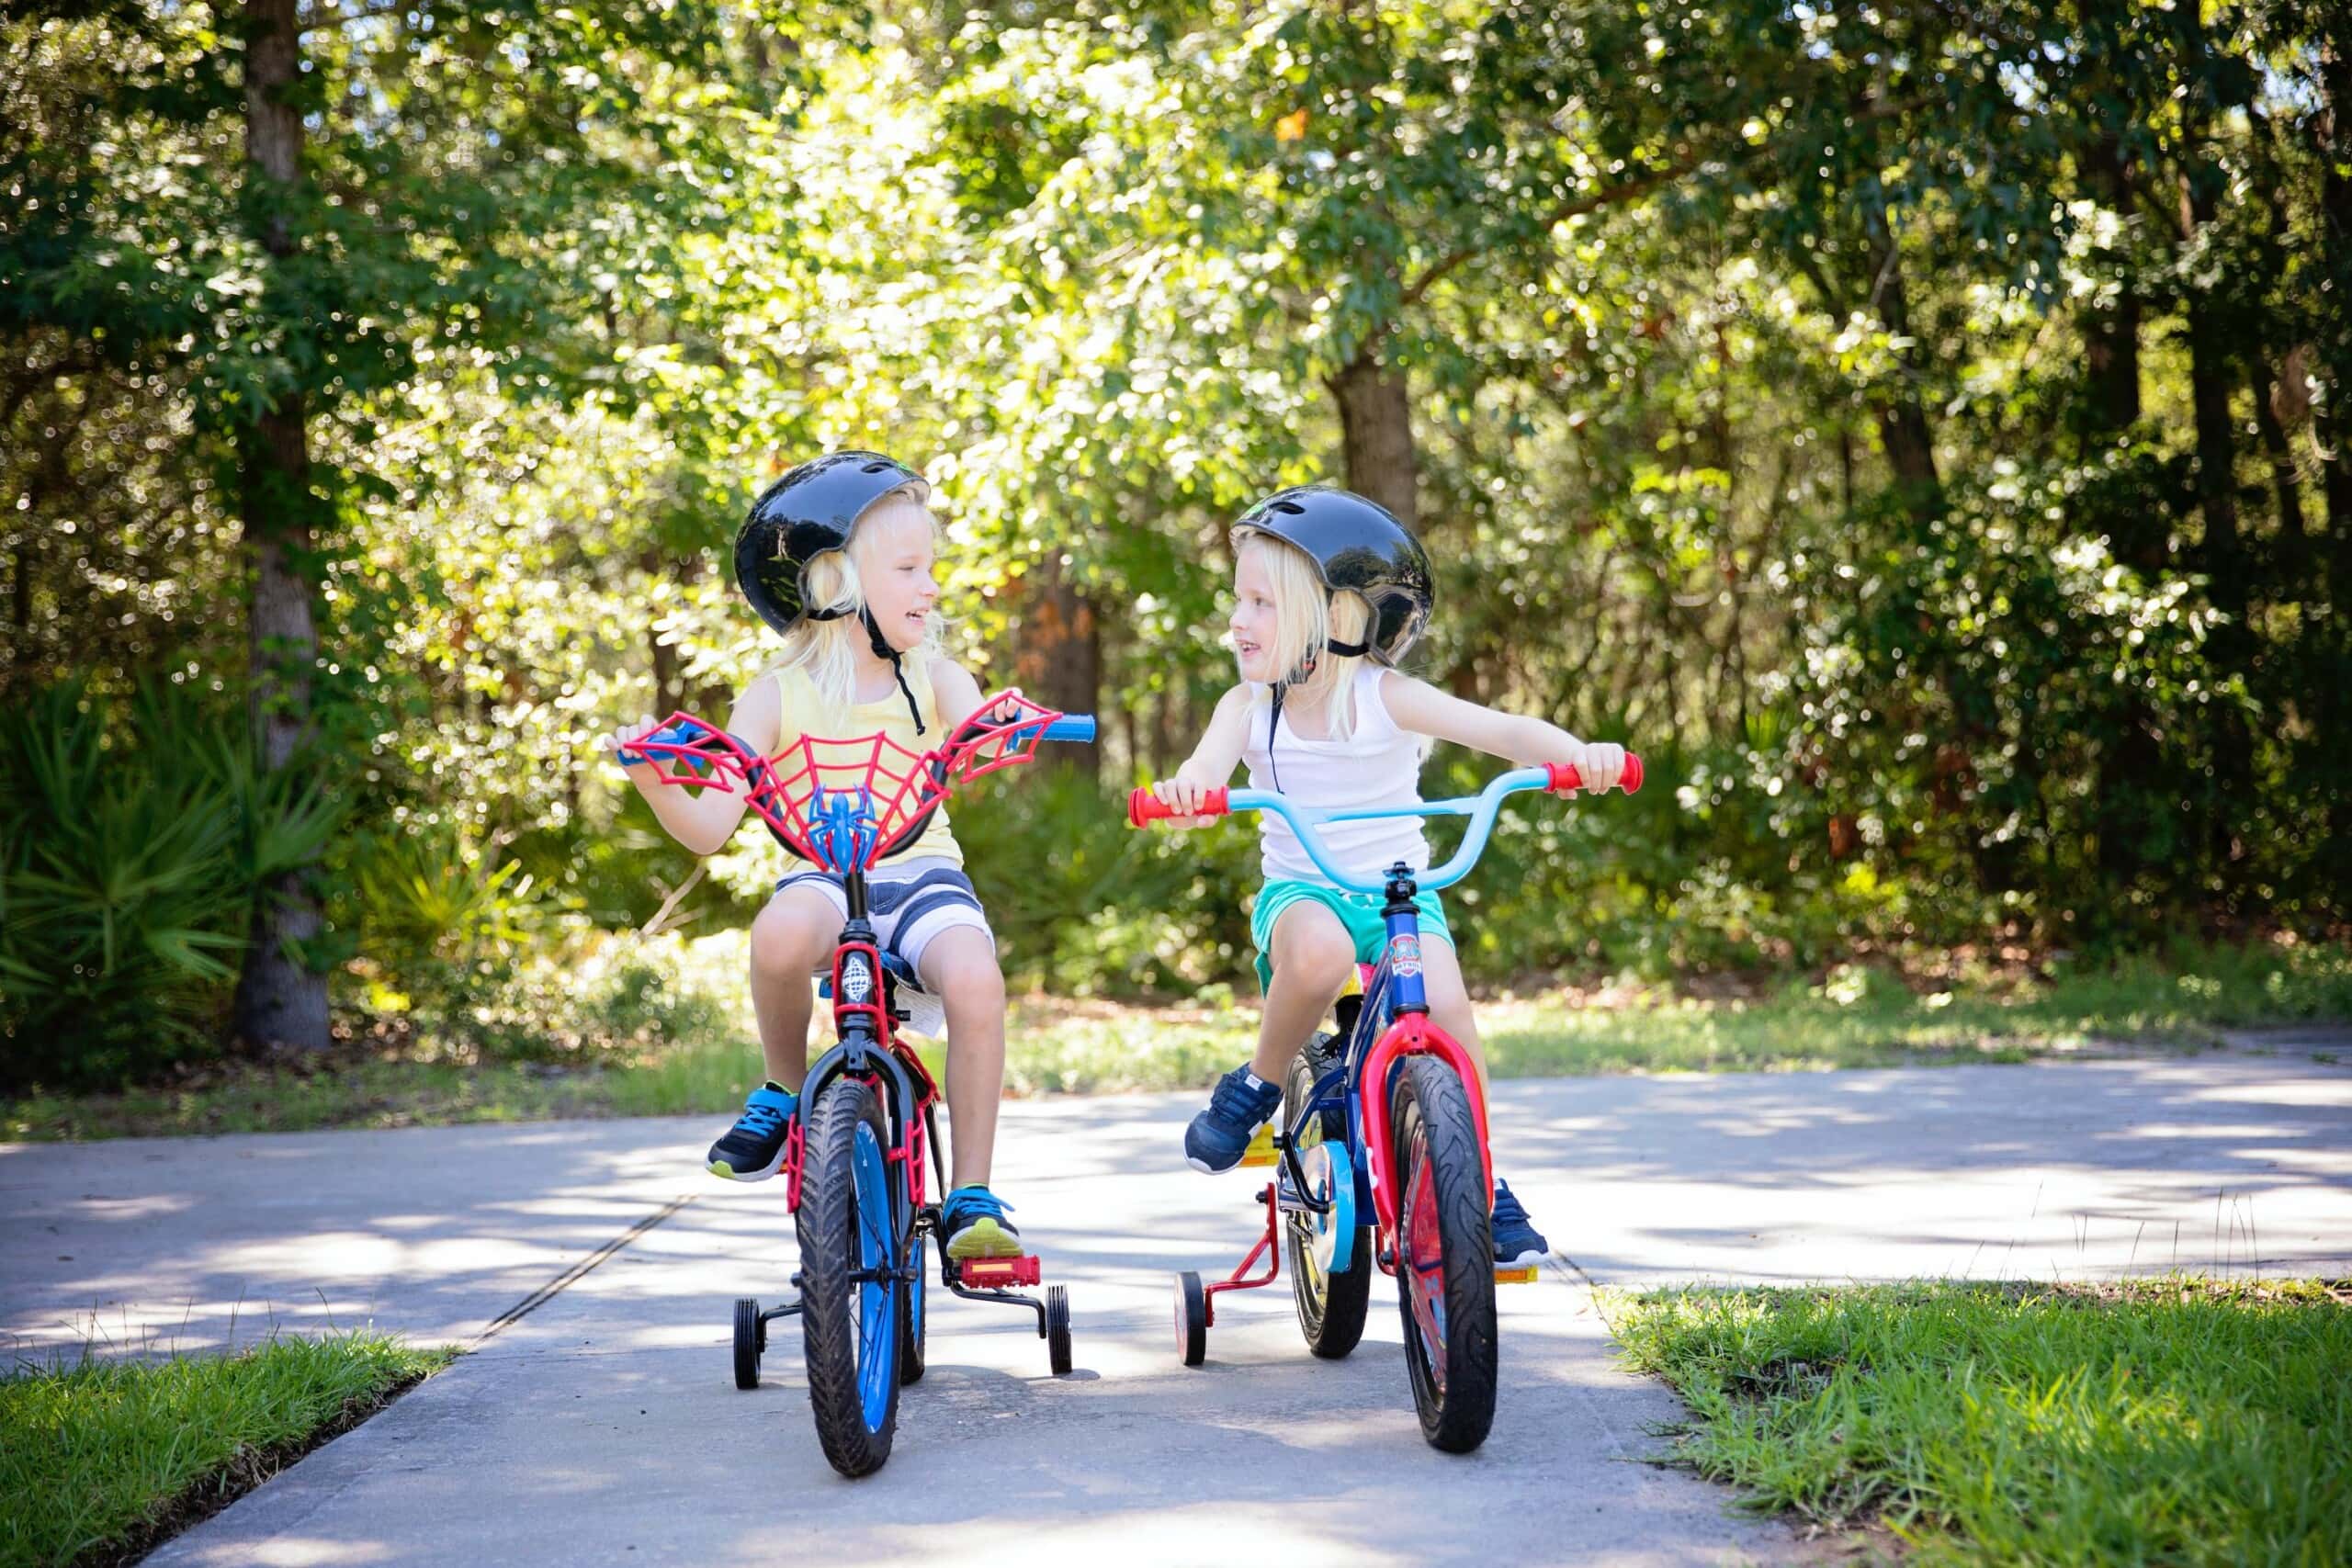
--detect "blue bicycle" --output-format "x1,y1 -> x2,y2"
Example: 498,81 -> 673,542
623,694 -> 1092,1476
1130,754 -> 1643,1452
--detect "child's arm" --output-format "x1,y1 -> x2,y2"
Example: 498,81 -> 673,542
1380,672 -> 1627,791
1149,683 -> 1252,827
598,675 -> 780,857
928,658 -> 1012,735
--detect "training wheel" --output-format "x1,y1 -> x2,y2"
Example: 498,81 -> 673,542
732,1297 -> 762,1390
1174,1270 -> 1208,1367
1046,1284 -> 1072,1376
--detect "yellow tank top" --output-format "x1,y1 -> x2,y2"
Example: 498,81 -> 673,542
768,661 -> 965,868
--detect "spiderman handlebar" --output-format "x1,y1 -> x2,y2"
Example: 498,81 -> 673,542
611,693 -> 1091,867
1124,753 -> 1643,895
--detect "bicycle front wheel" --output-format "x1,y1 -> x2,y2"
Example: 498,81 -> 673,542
797,1076 -> 903,1477
1390,1055 -> 1498,1452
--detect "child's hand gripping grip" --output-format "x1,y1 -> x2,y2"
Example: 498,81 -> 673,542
1545,753 -> 1645,795
1126,784 -> 1229,827
616,720 -> 713,770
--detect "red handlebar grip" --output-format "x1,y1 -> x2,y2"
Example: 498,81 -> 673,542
1127,785 -> 1229,827
1546,754 -> 1645,795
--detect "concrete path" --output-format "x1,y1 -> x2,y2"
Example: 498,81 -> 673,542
6,1047 -> 2348,1566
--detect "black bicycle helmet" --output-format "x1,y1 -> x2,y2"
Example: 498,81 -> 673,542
733,451 -> 935,733
735,451 -> 929,635
1231,486 -> 1433,667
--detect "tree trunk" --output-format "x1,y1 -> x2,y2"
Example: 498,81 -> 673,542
230,0 -> 332,1052
2313,39 -> 2352,901
2177,12 -> 2252,889
1329,352 -> 1419,528
2080,127 -> 2165,903
1858,182 -> 1943,522
2080,133 -> 2143,445
2255,365 -> 2307,584
1012,554 -> 1101,776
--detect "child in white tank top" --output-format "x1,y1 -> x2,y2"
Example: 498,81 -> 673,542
1150,487 -> 1627,1266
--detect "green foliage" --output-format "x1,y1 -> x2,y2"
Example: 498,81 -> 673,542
0,1334 -> 452,1568
5,0 -> 2348,1090
1611,1280 -> 2352,1563
0,682 -> 340,1089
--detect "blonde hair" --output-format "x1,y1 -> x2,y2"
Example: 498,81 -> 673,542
763,485 -> 946,714
1234,526 -> 1374,741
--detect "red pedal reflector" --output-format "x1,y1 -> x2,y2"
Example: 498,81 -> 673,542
961,1255 -> 1041,1287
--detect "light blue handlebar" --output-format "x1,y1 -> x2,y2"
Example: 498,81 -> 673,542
1224,767 -> 1554,894
1040,715 -> 1095,743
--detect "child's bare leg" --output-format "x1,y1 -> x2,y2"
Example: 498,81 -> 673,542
1250,903 -> 1357,1080
1415,934 -> 1488,1098
919,927 -> 1007,1190
747,888 -> 841,1091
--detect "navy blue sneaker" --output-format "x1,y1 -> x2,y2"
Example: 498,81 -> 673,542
941,1185 -> 1023,1259
1185,1065 -> 1283,1174
706,1081 -> 797,1181
1490,1179 -> 1548,1267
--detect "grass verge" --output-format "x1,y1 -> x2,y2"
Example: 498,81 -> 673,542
1608,1279 -> 2351,1564
0,1332 -> 454,1568
6,939 -> 2346,1142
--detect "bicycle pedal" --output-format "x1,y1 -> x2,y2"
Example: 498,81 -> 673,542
958,1255 -> 1042,1288
1238,1123 -> 1278,1168
1494,1265 -> 1540,1285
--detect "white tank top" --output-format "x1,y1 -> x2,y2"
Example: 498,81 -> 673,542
1241,667 -> 1428,886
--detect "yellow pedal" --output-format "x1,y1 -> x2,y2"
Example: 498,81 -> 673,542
1494,1265 -> 1540,1285
1238,1122 -> 1278,1168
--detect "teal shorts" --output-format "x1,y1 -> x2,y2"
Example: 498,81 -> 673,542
1249,879 -> 1452,992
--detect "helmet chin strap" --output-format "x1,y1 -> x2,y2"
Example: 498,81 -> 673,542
808,604 -> 926,734
1265,636 -> 1372,790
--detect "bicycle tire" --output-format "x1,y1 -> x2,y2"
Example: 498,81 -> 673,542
898,1233 -> 926,1384
797,1076 -> 902,1476
1284,1033 -> 1371,1359
732,1297 -> 763,1391
1391,1055 -> 1498,1452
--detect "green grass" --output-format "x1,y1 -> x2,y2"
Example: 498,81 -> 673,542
0,1333 -> 454,1568
1609,1279 -> 2352,1564
1486,939 -> 2352,1077
6,940 -> 2346,1142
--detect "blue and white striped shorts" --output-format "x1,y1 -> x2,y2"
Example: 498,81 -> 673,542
773,855 -> 992,978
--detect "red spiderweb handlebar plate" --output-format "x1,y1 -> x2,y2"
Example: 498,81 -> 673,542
626,691 -> 1072,872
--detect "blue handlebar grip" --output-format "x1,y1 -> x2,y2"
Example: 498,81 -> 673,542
1042,715 -> 1096,743
616,721 -> 708,770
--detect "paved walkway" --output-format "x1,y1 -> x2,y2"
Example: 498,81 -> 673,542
6,1045 -> 2348,1566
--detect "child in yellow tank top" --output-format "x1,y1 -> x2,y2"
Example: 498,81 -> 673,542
605,454 -> 1022,1260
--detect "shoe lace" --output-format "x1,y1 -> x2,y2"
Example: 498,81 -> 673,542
948,1188 -> 1013,1224
1210,1069 -> 1274,1122
736,1099 -> 787,1135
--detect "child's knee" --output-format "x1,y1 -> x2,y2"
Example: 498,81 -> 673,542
750,897 -> 831,976
1275,923 -> 1356,993
925,933 -> 1005,1009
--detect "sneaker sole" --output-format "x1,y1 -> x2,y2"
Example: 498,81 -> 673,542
707,1147 -> 787,1182
945,1217 -> 1023,1260
1493,1246 -> 1547,1269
